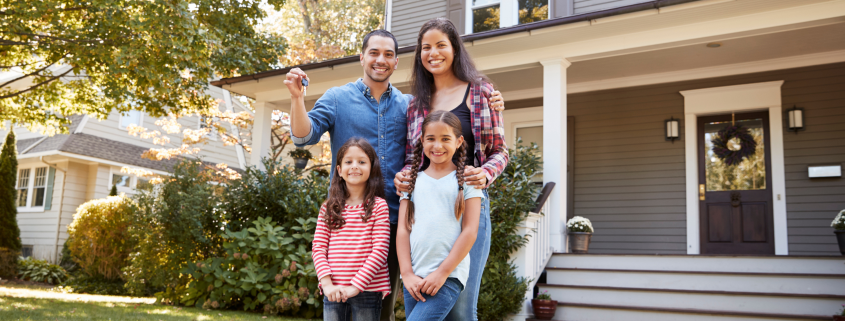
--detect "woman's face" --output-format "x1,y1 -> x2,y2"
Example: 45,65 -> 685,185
420,29 -> 455,77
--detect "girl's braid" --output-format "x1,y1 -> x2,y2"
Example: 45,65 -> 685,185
454,140 -> 467,220
405,140 -> 425,231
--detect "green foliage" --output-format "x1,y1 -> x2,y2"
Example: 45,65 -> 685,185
221,158 -> 329,231
478,140 -> 542,321
57,274 -> 129,296
287,148 -> 312,159
832,210 -> 845,230
16,257 -> 68,285
0,247 -> 19,278
1,0 -> 288,133
59,238 -> 79,273
123,160 -> 227,296
109,185 -> 118,196
0,132 -> 21,252
67,195 -> 136,280
178,217 -> 321,318
535,290 -> 552,300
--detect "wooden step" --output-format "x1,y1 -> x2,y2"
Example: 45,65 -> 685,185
526,302 -> 833,321
548,253 -> 845,274
536,284 -> 845,316
545,268 -> 845,295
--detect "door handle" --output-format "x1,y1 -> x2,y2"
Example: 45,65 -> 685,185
699,184 -> 705,201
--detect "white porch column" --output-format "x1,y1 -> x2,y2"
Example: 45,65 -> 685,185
251,101 -> 276,170
540,58 -> 571,253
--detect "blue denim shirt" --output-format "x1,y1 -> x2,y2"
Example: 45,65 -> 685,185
292,78 -> 412,224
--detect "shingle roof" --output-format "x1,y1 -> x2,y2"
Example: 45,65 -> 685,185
23,133 -> 182,172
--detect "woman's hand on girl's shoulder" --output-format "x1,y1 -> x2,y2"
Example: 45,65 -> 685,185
402,274 -> 428,302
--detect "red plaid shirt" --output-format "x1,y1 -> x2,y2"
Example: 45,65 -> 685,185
402,82 -> 509,188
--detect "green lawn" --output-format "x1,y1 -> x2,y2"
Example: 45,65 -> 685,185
0,285 -> 314,320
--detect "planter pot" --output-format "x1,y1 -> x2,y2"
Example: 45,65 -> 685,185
569,232 -> 592,254
293,157 -> 309,169
836,230 -> 845,256
531,299 -> 557,320
832,315 -> 845,321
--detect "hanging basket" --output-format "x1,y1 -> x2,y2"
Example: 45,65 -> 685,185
293,157 -> 309,169
711,124 -> 757,166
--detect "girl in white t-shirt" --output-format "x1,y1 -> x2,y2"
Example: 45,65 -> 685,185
397,111 -> 485,321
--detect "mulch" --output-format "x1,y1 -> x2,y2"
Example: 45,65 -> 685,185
0,277 -> 53,288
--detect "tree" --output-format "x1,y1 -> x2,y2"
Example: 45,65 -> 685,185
0,0 -> 288,134
109,184 -> 118,196
0,131 -> 21,252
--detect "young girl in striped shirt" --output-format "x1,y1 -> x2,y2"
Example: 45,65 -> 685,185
398,111 -> 485,321
312,137 -> 391,321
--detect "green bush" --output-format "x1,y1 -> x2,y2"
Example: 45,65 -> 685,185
478,140 -> 542,321
0,247 -> 18,278
0,132 -> 22,253
57,274 -> 128,295
67,195 -> 136,281
123,160 -> 228,297
17,257 -> 67,284
59,238 -> 79,274
177,217 -> 321,318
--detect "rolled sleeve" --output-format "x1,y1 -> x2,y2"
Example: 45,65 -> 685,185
291,125 -> 315,146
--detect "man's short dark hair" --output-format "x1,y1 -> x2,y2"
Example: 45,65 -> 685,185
362,29 -> 399,54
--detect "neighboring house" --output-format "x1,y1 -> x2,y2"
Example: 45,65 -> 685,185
214,0 -> 845,319
2,86 -> 252,263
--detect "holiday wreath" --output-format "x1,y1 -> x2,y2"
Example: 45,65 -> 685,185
711,124 -> 757,166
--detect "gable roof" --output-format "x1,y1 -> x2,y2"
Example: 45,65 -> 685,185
20,133 -> 182,172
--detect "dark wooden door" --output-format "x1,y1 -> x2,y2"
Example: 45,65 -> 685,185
698,112 -> 774,255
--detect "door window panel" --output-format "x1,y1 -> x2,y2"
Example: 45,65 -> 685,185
704,119 -> 766,191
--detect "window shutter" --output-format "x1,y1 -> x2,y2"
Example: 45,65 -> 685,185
552,0 -> 573,18
448,0 -> 466,35
44,167 -> 55,210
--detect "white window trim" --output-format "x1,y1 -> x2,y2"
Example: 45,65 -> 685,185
118,110 -> 144,130
466,0 -> 550,34
16,165 -> 48,212
679,80 -> 788,255
109,167 -> 137,194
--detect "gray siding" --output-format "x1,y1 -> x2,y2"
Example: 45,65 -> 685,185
392,0 -> 447,46
568,62 -> 845,255
574,0 -> 653,14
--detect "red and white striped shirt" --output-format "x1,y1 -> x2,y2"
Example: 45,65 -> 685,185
312,197 -> 391,296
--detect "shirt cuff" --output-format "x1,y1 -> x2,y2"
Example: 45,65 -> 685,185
399,192 -> 409,201
291,126 -> 314,145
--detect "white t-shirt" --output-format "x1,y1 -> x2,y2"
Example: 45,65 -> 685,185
401,170 -> 485,287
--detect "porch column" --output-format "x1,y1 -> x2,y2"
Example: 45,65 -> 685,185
540,58 -> 571,252
251,101 -> 276,170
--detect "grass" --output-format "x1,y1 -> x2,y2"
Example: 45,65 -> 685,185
0,284 -> 314,320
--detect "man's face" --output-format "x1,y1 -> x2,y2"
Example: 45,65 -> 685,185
360,36 -> 398,83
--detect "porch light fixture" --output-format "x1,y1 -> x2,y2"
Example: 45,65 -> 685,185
665,117 -> 680,142
788,105 -> 804,133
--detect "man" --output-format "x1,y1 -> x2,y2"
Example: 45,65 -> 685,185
284,29 -> 503,320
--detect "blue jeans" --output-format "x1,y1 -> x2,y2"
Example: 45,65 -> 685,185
403,278 -> 464,321
323,291 -> 383,321
446,190 -> 491,321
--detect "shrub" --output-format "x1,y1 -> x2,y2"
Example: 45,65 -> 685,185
0,247 -> 18,278
0,131 -> 21,253
57,274 -> 128,295
123,160 -> 228,296
478,140 -> 542,321
67,195 -> 136,280
832,209 -> 845,230
179,217 -> 322,318
17,257 -> 68,284
59,238 -> 79,274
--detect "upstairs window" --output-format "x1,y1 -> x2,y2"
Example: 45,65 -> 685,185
472,0 -> 500,33
518,0 -> 549,24
119,110 -> 143,129
468,0 -> 549,34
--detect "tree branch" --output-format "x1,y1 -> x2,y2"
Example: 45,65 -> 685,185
13,32 -> 110,44
0,55 -> 67,89
0,68 -> 72,99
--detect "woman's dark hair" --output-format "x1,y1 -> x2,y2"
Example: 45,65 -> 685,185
410,17 -> 489,112
323,137 -> 386,231
404,111 -> 467,231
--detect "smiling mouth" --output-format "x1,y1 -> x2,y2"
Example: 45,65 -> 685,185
428,59 -> 445,66
430,151 -> 447,157
372,66 -> 388,73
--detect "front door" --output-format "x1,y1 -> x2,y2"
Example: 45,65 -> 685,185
698,112 -> 774,255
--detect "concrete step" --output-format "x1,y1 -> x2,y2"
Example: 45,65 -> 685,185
536,284 -> 845,317
528,303 -> 832,321
548,253 -> 845,274
545,268 -> 845,295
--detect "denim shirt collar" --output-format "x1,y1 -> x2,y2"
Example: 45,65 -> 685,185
355,78 -> 393,100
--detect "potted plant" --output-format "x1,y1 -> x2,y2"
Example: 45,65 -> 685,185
531,290 -> 557,320
567,216 -> 594,254
834,304 -> 845,321
288,148 -> 312,169
833,209 -> 845,256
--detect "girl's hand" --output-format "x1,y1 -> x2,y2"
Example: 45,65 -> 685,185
394,170 -> 411,195
402,274 -> 427,302
464,165 -> 487,189
341,286 -> 361,301
421,271 -> 448,296
321,281 -> 345,302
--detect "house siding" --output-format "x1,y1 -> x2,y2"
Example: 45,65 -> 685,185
391,0 -> 447,46
573,0 -> 653,14
567,62 -> 845,255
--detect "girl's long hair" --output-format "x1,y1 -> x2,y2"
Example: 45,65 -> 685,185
410,17 -> 489,112
405,111 -> 467,231
323,137 -> 386,231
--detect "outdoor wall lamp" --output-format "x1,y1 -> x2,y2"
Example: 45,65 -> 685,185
665,117 -> 680,142
788,106 -> 804,133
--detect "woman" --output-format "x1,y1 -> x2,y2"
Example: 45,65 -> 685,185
394,17 -> 508,321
